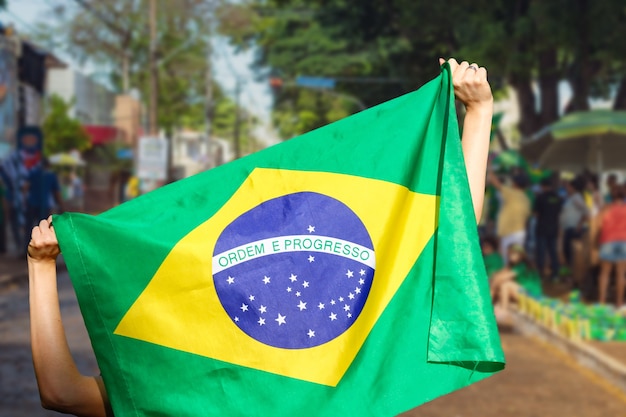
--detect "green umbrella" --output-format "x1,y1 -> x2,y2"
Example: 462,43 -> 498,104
520,110 -> 626,172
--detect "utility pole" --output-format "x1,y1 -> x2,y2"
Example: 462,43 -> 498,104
122,52 -> 130,93
233,79 -> 242,159
149,0 -> 158,135
204,0 -> 217,168
205,39 -> 213,165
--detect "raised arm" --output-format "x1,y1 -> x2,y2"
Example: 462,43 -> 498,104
441,58 -> 494,223
28,217 -> 111,416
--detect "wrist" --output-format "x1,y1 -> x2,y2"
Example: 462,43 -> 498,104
27,255 -> 58,267
465,100 -> 493,116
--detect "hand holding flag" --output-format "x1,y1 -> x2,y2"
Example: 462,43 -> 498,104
441,57 -> 494,222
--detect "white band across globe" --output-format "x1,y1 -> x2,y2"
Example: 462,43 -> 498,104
213,234 -> 376,274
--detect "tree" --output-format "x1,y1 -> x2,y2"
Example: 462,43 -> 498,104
270,86 -> 355,138
42,94 -> 91,156
33,0 -> 214,135
210,88 -> 259,154
222,0 -> 626,139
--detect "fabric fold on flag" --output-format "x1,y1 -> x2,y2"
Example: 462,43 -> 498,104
54,63 -> 504,417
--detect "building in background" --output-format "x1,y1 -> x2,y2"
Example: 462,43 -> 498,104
0,25 -> 18,159
171,129 -> 211,180
47,67 -> 116,127
47,68 -> 138,211
0,21 -> 66,159
114,93 -> 143,148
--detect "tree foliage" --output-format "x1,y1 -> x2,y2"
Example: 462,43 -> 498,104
42,94 -> 91,156
33,0 -> 215,135
221,0 -> 626,139
270,86 -> 354,138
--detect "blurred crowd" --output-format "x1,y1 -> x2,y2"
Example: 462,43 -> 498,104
0,127 -> 83,256
482,166 -> 626,319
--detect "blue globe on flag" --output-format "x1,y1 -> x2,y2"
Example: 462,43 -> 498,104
212,192 -> 376,349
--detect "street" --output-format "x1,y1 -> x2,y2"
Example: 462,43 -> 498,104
1,272 -> 625,417
0,272 -> 99,417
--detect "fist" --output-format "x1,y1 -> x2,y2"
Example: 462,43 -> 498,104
28,217 -> 60,263
440,58 -> 493,112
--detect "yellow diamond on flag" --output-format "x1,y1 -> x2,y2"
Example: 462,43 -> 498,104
114,168 -> 438,386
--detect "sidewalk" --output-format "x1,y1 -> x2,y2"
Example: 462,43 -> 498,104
513,310 -> 626,393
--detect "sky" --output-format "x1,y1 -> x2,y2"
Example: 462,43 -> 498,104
0,0 -> 273,122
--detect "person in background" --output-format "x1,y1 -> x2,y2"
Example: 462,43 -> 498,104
0,151 -> 28,252
560,177 -> 589,272
124,175 -> 140,201
481,235 -> 503,279
487,171 -> 531,262
25,158 -> 63,234
0,175 -> 6,253
491,244 -> 543,320
604,173 -> 618,204
596,185 -> 626,310
533,177 -> 562,281
70,171 -> 85,212
585,175 -> 603,218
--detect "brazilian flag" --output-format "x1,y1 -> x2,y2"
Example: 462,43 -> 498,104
54,65 -> 504,417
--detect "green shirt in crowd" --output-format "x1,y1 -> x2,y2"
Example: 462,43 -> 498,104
483,252 -> 504,278
512,263 -> 543,297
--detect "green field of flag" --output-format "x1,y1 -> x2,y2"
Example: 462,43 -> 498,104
54,64 -> 504,417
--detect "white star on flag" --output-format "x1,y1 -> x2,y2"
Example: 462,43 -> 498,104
330,299 -> 336,305
275,313 -> 287,326
227,276 -> 235,285
259,305 -> 267,314
240,303 -> 249,312
359,269 -> 366,276
296,291 -> 301,297
287,287 -> 292,292
249,295 -> 255,301
307,329 -> 315,338
308,255 -> 315,263
262,276 -> 271,284
348,293 -> 355,300
359,278 -> 365,285
289,273 -> 298,282
355,287 -> 361,294
347,313 -> 352,318
329,312 -> 337,321
234,316 -> 239,322
346,270 -> 354,278
307,225 -> 315,233
303,281 -> 310,288
343,304 -> 350,312
297,300 -> 307,311
258,317 -> 266,326
339,296 -> 344,302
318,302 -> 325,310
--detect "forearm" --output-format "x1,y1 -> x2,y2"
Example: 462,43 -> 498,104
29,259 -> 107,416
461,103 -> 493,223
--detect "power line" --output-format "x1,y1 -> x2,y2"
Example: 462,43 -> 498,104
70,0 -> 128,38
2,8 -> 66,53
